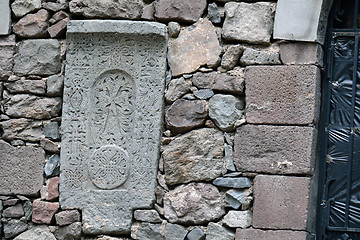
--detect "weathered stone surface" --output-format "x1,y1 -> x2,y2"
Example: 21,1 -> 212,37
50,11 -> 69,24
11,0 -> 41,17
223,210 -> 252,228
208,94 -> 244,132
47,75 -> 64,96
23,201 -> 32,221
0,35 -> 15,80
239,48 -> 280,65
69,0 -> 144,19
208,3 -> 221,24
222,2 -> 275,44
165,77 -> 191,103
134,210 -> 162,223
235,228 -> 309,240
141,3 -> 155,21
165,99 -> 208,134
131,222 -> 164,240
163,128 -> 224,185
164,183 -> 225,224
0,140 -> 44,195
234,125 -> 316,175
44,121 -> 60,140
4,94 -> 62,119
42,0 -> 68,12
3,219 -> 28,238
40,138 -> 60,153
167,21 -> 180,38
165,223 -> 188,240
13,9 -> 50,38
13,39 -> 61,76
4,79 -> 46,95
54,222 -> 82,240
0,0 -> 11,35
48,17 -> 69,38
32,199 -> 59,224
273,0 -> 332,44
194,89 -> 214,100
14,226 -> 56,240
168,18 -> 221,76
154,0 -> 206,24
192,71 -> 244,95
280,42 -> 323,66
221,45 -> 242,71
245,65 -> 320,124
45,154 -> 60,177
213,177 -> 251,189
224,143 -> 236,172
61,20 -> 167,235
40,177 -> 59,201
2,203 -> 25,218
0,118 -> 46,142
55,210 -> 81,226
187,228 -> 205,240
225,189 -> 251,209
253,175 -> 311,230
206,222 -> 234,240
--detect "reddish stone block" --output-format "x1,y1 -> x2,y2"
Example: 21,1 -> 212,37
234,125 -> 316,175
245,65 -> 320,125
253,175 -> 311,230
32,199 -> 59,224
280,42 -> 323,66
236,228 -> 310,240
47,177 -> 59,201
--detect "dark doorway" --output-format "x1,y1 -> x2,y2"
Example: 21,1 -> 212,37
318,0 -> 360,239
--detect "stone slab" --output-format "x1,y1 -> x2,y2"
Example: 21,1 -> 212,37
236,228 -> 310,240
0,0 -> 11,35
280,42 -> 323,66
0,140 -> 44,195
60,20 -> 167,235
245,65 -> 320,125
234,125 -> 316,175
273,0 -> 333,44
0,35 -> 15,80
253,175 -> 311,230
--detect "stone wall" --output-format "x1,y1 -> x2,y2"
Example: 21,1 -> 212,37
0,0 -> 327,239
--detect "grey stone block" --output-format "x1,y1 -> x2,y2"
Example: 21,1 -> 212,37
164,223 -> 188,240
253,175 -> 311,230
44,122 -> 60,140
60,20 -> 167,235
134,210 -> 162,223
3,219 -> 28,239
11,0 -> 42,17
13,39 -> 61,76
0,140 -> 44,195
234,125 -> 316,175
206,222 -> 234,240
47,75 -> 64,97
0,35 -> 15,80
45,154 -> 60,177
245,65 -> 320,125
213,177 -> 251,189
187,228 -> 205,240
0,0 -> 11,35
0,118 -> 46,142
236,228 -> 310,240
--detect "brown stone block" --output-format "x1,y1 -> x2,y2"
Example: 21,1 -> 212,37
245,65 -> 320,125
253,175 -> 311,230
0,140 -> 44,195
32,199 -> 59,224
234,125 -> 316,175
280,42 -> 323,66
236,228 -> 310,240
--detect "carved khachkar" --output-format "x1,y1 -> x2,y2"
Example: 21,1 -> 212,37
60,20 -> 167,235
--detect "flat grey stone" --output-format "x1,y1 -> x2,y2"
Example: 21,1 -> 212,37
0,0 -> 11,35
206,222 -> 234,240
187,228 -> 205,240
239,48 -> 280,65
0,140 -> 44,195
194,89 -> 214,100
273,0 -> 332,44
222,210 -> 252,228
134,210 -> 162,223
225,189 -> 251,209
0,35 -> 15,80
42,0 -> 68,12
54,222 -> 82,240
224,144 -> 236,172
212,177 -> 252,189
44,122 -> 60,140
165,223 -> 188,240
13,40 -> 61,76
13,226 -> 56,240
47,75 -> 64,97
2,203 -> 24,218
165,77 -> 191,103
4,79 -> 46,95
60,20 -> 167,235
208,3 -> 221,24
131,222 -> 164,240
11,0 -> 42,17
0,119 -> 46,142
23,201 -> 32,221
3,219 -> 28,239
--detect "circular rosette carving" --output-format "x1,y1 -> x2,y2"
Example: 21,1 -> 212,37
89,145 -> 129,189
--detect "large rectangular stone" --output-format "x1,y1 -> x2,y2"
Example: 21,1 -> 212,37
236,228 -> 310,240
253,175 -> 311,230
234,125 -> 316,175
0,140 -> 44,196
273,0 -> 332,44
0,0 -> 11,35
245,65 -> 320,125
60,20 -> 167,235
0,35 -> 15,80
280,42 -> 323,66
